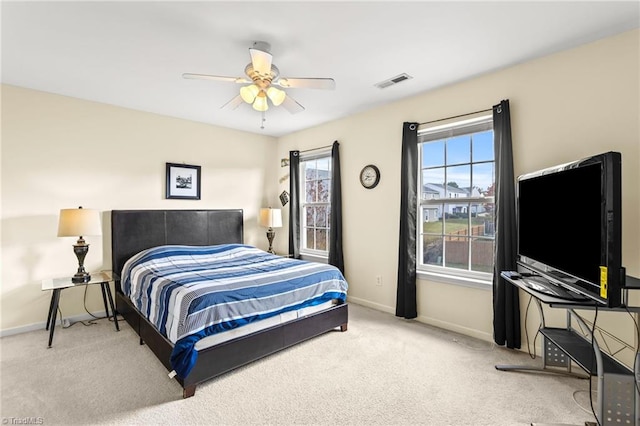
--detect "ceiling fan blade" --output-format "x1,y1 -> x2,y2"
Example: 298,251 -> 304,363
275,78 -> 335,90
221,94 -> 244,110
182,73 -> 249,84
249,46 -> 273,76
281,95 -> 305,114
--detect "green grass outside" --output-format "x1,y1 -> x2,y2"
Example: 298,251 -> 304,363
422,218 -> 487,234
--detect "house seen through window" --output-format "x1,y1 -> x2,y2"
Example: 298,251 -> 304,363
300,152 -> 332,256
418,115 -> 495,282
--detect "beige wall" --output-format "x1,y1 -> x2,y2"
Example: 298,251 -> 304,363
2,29 -> 639,364
277,29 -> 640,360
1,86 -> 278,332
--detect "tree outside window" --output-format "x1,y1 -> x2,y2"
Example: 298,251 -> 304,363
301,155 -> 331,254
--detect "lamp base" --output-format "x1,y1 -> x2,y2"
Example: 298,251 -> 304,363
266,228 -> 276,255
72,272 -> 91,284
72,240 -> 91,283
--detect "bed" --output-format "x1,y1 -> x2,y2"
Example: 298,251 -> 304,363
111,209 -> 349,398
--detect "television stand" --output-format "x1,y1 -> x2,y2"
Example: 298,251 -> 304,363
497,271 -> 639,426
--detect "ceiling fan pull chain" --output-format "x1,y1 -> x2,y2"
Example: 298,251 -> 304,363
260,109 -> 266,130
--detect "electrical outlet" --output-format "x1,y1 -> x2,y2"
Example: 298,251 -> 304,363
375,275 -> 382,286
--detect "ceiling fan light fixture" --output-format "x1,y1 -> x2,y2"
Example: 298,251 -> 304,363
267,87 -> 286,106
252,91 -> 269,111
183,41 -> 335,122
240,84 -> 260,104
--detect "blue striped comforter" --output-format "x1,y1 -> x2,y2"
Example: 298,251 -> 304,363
121,244 -> 348,378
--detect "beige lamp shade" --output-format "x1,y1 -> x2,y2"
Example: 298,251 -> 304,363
57,208 -> 102,237
240,84 -> 260,104
252,91 -> 269,112
266,87 -> 286,106
259,208 -> 282,228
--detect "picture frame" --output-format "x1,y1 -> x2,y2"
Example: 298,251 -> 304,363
279,190 -> 290,206
166,163 -> 201,200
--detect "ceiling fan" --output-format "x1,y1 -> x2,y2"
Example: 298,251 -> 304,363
183,41 -> 335,115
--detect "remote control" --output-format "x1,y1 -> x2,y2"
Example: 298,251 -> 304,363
503,271 -> 521,279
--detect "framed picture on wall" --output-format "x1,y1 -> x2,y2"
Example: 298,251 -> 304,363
166,163 -> 201,200
279,190 -> 289,206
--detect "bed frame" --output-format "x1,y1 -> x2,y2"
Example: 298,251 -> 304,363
111,209 -> 348,398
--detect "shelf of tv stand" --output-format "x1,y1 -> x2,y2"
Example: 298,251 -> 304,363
500,271 -> 640,425
539,327 -> 632,376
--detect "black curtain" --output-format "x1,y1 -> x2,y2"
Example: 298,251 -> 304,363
288,150 -> 301,258
492,99 -> 521,349
396,122 -> 419,319
328,141 -> 344,274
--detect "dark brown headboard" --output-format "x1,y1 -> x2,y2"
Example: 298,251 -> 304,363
111,209 -> 243,288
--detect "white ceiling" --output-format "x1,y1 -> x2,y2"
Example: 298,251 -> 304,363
2,1 -> 638,137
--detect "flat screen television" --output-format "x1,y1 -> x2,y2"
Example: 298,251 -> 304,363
516,151 -> 624,307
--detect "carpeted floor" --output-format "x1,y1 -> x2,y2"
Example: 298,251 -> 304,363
0,303 -> 595,425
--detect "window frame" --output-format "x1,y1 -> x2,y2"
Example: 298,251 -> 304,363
299,149 -> 333,259
416,114 -> 495,287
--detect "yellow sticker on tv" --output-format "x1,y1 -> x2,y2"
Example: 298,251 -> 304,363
600,266 -> 608,298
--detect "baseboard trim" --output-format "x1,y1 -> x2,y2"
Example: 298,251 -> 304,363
347,296 -> 492,343
346,296 -> 395,315
3,302 -> 494,345
4,300 -> 492,344
416,314 -> 493,343
0,311 -> 108,338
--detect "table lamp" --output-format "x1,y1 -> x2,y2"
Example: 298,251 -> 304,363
57,206 -> 102,283
259,207 -> 282,254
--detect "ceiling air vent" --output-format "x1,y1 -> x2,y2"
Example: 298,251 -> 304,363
375,73 -> 413,89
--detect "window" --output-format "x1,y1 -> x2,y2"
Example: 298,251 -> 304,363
417,115 -> 495,283
300,152 -> 332,256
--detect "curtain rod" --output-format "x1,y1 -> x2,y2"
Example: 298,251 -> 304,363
299,144 -> 332,154
282,144 -> 333,167
419,107 -> 492,126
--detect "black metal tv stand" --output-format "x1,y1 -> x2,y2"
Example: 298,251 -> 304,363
497,271 -> 639,426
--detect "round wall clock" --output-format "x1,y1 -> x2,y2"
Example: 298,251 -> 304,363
359,164 -> 380,189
